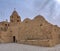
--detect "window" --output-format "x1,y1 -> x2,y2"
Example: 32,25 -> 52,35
5,24 -> 7,26
17,20 -> 19,22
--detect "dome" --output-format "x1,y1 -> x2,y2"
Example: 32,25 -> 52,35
11,9 -> 19,16
23,18 -> 31,23
34,15 -> 45,21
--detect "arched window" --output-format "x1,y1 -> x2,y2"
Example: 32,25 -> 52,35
5,24 -> 7,26
17,20 -> 19,22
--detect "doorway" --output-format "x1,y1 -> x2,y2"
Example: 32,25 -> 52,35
13,36 -> 16,43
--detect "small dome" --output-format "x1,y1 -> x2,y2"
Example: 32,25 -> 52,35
34,15 -> 45,21
11,9 -> 19,16
23,18 -> 31,23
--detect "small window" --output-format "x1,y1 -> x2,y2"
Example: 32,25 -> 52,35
17,20 -> 19,22
5,24 -> 7,26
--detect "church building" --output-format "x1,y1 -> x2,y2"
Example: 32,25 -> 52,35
0,9 -> 60,47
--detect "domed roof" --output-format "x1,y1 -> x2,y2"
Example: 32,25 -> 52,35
11,9 -> 19,16
23,18 -> 31,23
34,15 -> 45,20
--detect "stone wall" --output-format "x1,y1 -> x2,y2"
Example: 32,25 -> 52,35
0,10 -> 60,47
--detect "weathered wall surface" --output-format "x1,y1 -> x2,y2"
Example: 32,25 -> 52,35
0,10 -> 60,47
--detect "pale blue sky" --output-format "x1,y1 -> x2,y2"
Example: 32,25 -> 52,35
0,0 -> 60,26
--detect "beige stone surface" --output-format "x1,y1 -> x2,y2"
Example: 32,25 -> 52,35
0,10 -> 60,47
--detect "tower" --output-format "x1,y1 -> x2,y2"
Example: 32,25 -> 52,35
10,9 -> 21,24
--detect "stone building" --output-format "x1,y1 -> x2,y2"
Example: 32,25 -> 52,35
0,10 -> 60,47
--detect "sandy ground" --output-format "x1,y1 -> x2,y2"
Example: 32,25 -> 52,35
0,43 -> 60,51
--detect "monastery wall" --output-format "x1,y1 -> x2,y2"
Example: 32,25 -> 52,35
0,10 -> 60,47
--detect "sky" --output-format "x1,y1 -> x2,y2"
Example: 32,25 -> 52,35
0,0 -> 60,26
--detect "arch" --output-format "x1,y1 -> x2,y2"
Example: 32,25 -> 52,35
13,36 -> 17,43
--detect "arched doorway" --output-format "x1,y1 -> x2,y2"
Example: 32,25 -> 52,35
13,36 -> 17,43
